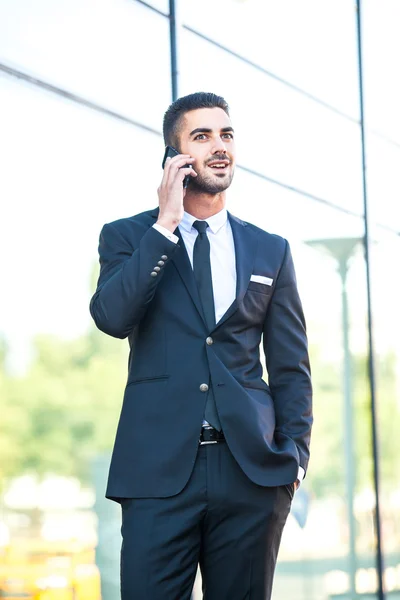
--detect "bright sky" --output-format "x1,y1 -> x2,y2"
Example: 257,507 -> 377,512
0,0 -> 399,373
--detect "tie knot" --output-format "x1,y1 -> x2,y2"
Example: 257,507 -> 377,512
193,220 -> 209,235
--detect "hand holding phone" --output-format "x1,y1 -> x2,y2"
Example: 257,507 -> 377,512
162,146 -> 193,188
157,147 -> 196,232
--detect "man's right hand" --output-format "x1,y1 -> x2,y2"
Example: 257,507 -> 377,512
157,154 -> 197,233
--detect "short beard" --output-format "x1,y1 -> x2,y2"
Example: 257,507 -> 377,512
189,168 -> 234,194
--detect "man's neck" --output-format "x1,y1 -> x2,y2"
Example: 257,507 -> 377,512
183,191 -> 226,220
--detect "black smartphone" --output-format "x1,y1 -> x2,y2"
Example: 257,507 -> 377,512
162,145 -> 192,188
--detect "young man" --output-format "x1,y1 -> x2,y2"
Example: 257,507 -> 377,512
90,92 -> 313,599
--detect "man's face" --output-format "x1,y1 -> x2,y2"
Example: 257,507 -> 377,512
178,107 -> 235,194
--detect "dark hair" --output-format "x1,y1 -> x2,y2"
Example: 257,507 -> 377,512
163,92 -> 230,150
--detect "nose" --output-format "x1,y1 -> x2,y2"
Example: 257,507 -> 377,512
212,136 -> 227,154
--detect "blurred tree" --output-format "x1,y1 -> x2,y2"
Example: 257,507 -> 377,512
306,345 -> 400,497
0,327 -> 127,488
373,351 -> 400,490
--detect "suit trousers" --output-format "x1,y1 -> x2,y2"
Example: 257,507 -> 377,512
120,441 -> 293,600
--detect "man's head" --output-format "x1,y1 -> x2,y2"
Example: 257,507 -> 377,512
163,92 -> 235,195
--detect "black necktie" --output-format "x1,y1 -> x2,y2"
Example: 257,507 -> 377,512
192,220 -> 221,431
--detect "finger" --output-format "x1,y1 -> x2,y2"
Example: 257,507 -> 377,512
166,156 -> 194,173
175,166 -> 197,181
161,156 -> 186,185
163,154 -> 192,171
163,159 -> 195,187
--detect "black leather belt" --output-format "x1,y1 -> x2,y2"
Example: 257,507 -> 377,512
199,426 -> 225,445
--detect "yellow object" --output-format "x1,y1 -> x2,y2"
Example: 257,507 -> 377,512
0,539 -> 101,600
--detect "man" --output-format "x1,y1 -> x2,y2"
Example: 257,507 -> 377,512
90,92 -> 312,599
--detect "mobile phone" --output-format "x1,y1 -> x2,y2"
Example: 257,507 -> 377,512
162,145 -> 192,188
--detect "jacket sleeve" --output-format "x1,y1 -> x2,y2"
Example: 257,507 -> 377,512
90,222 -> 179,339
263,240 -> 313,474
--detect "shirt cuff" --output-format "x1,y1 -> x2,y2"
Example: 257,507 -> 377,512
152,223 -> 179,244
297,466 -> 305,482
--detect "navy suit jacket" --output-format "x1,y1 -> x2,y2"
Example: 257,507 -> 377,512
90,208 -> 312,501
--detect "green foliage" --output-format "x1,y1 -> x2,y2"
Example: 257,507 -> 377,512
305,353 -> 345,497
307,344 -> 400,498
373,352 -> 400,489
0,328 -> 127,489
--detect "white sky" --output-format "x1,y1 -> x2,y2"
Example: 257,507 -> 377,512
0,0 -> 399,373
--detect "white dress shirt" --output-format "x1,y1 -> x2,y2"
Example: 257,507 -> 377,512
153,211 -> 304,484
154,210 -> 236,323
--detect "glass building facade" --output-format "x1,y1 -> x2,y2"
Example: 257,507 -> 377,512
0,1 -> 399,599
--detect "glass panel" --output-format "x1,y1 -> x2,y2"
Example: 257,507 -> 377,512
180,28 -> 364,216
365,135 -> 400,231
369,226 -> 400,598
143,0 -> 169,13
363,4 -> 400,588
0,72 -> 164,363
180,0 -> 360,120
0,72 -> 172,596
363,0 -> 400,143
0,0 -> 171,129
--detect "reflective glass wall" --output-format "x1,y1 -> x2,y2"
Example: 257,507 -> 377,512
363,1 -> 400,597
0,1 -> 399,599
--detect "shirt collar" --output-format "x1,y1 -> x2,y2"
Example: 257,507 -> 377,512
180,208 -> 228,235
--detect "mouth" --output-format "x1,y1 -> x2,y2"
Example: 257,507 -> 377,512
206,160 -> 230,173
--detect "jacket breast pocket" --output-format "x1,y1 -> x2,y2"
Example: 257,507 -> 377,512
243,282 -> 273,323
247,281 -> 273,295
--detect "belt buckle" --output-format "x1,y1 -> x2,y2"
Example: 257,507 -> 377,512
199,425 -> 218,446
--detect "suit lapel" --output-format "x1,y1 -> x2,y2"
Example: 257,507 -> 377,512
149,208 -> 206,325
213,212 -> 259,330
149,208 -> 259,331
170,228 -> 206,323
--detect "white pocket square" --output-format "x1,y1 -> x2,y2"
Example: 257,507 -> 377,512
250,275 -> 274,286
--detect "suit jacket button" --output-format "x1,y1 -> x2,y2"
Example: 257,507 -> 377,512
157,260 -> 165,266
199,383 -> 209,393
161,255 -> 168,260
206,337 -> 213,345
150,271 -> 158,277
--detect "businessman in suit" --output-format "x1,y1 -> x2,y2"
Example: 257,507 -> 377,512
90,91 -> 313,599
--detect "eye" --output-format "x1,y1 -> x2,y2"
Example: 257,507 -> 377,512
194,134 -> 207,140
222,133 -> 234,139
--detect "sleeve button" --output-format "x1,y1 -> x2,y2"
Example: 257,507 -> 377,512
150,271 -> 158,277
161,255 -> 168,260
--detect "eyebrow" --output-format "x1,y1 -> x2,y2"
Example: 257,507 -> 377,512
189,126 -> 235,137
